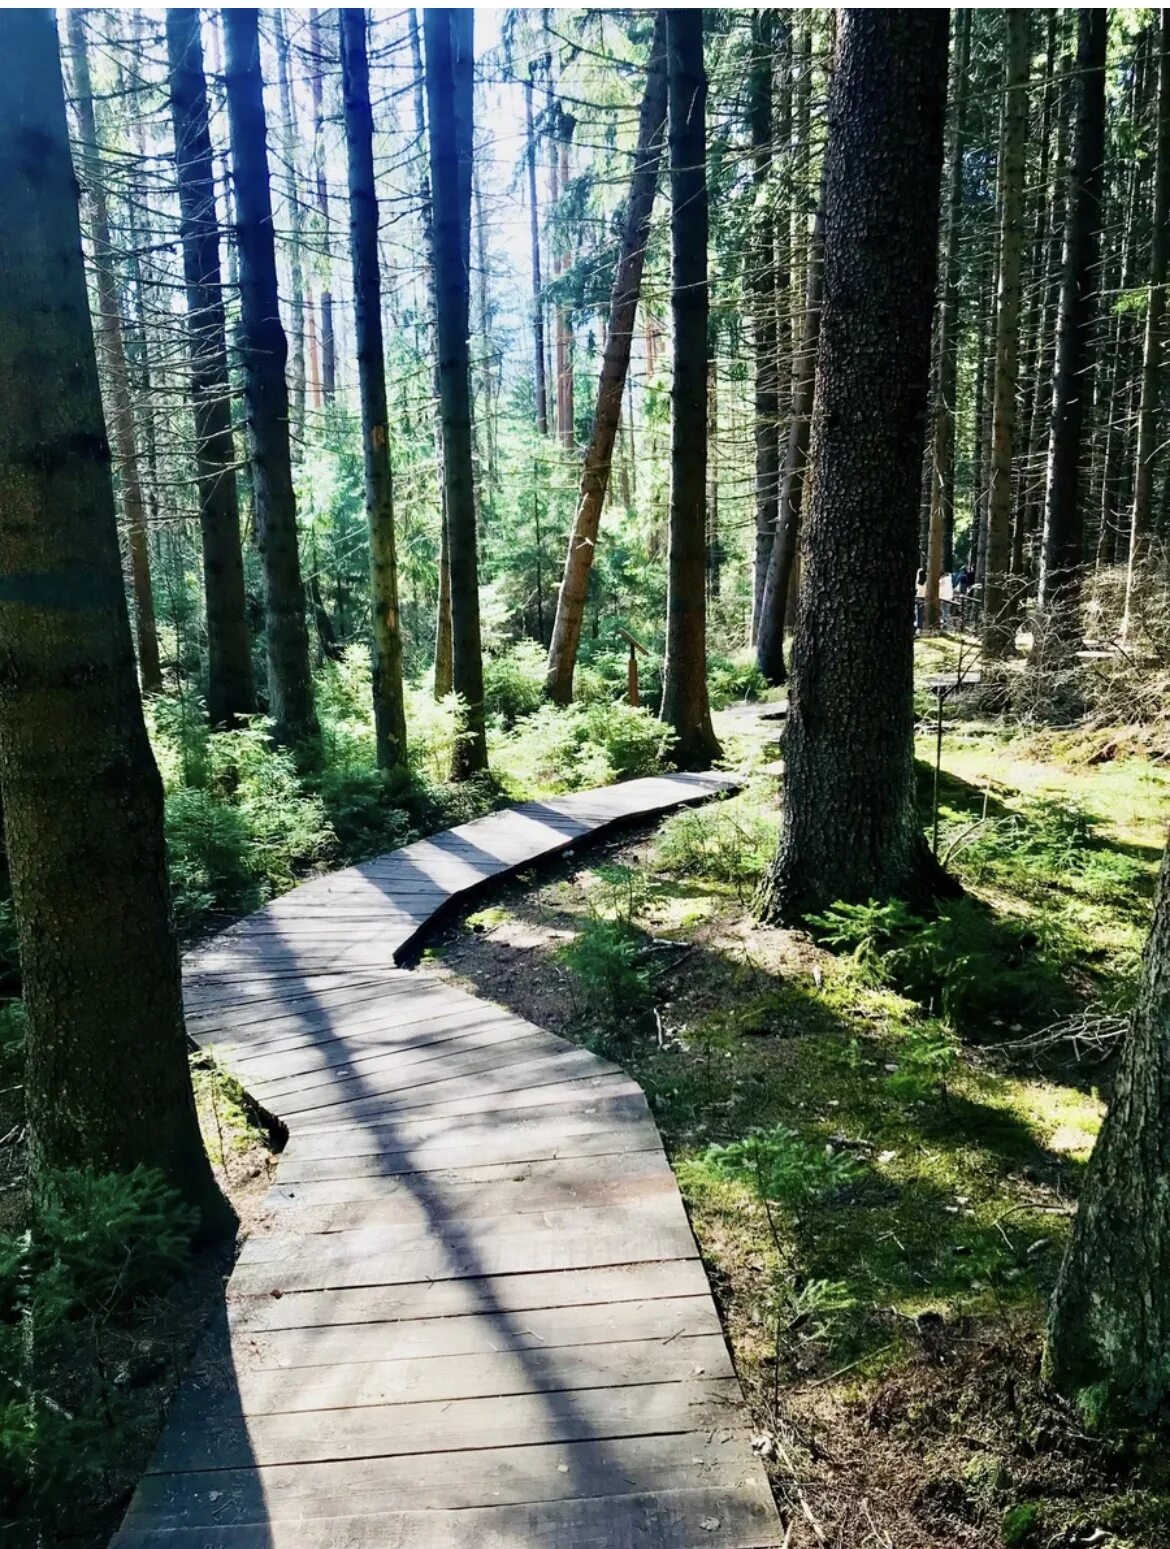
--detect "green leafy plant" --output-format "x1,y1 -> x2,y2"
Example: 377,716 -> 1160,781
655,794 -> 777,890
703,1125 -> 862,1208
559,917 -> 651,1029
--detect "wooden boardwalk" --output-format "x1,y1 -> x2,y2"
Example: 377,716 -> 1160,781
113,773 -> 784,1548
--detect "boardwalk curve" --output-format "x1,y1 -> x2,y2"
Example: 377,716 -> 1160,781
113,773 -> 785,1548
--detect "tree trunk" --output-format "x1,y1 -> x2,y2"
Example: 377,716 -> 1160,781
224,8 -> 318,747
756,196 -> 824,686
425,9 -> 487,777
1036,11 -> 1108,662
925,11 -> 971,631
660,9 -> 721,773
340,8 -> 408,773
66,10 -> 163,696
1045,830 -> 1170,1420
274,9 -> 307,451
759,9 -> 952,922
0,8 -> 230,1237
166,8 -> 256,731
981,12 -> 1031,660
748,9 -> 781,647
1124,14 -> 1170,636
543,13 -> 668,705
557,123 -> 576,451
525,71 -> 550,436
309,8 -> 335,405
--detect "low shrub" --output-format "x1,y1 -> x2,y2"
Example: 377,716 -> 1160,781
655,791 -> 777,890
483,639 -> 546,728
500,701 -> 674,795
702,1125 -> 862,1208
707,653 -> 769,710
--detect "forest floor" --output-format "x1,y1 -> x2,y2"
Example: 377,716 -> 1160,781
415,648 -> 1170,1549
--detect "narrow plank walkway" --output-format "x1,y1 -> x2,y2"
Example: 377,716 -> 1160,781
113,773 -> 785,1548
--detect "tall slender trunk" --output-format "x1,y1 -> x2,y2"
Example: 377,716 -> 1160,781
274,10 -> 307,451
0,8 -> 230,1236
67,10 -> 162,695
1124,14 -> 1170,635
543,14 -> 668,704
981,12 -> 1031,660
707,348 -> 720,601
556,123 -> 576,450
224,7 -> 318,747
925,11 -> 971,630
167,8 -> 256,730
525,71 -> 549,435
1036,11 -> 1108,663
425,9 -> 487,777
310,8 -> 335,404
759,10 -> 951,921
340,8 -> 408,772
748,9 -> 781,646
756,197 -> 824,685
660,9 -> 721,773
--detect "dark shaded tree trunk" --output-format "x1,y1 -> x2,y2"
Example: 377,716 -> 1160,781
0,8 -> 230,1237
759,9 -> 952,922
748,9 -> 781,647
1036,11 -> 1108,661
166,7 -> 256,731
224,8 -> 318,747
340,8 -> 408,772
756,197 -> 824,686
1045,831 -> 1170,1420
310,7 -> 335,405
1125,14 -> 1170,635
525,70 -> 549,436
67,10 -> 162,697
981,12 -> 1031,660
425,9 -> 487,777
660,9 -> 721,773
543,13 -> 668,705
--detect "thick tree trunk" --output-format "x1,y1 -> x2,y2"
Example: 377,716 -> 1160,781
660,9 -> 721,773
756,198 -> 824,686
167,8 -> 256,731
543,14 -> 668,705
1045,831 -> 1170,1420
425,9 -> 487,777
748,9 -> 781,647
1124,15 -> 1170,636
759,9 -> 952,923
340,8 -> 408,773
67,11 -> 163,697
925,11 -> 971,631
0,9 -> 230,1237
1036,11 -> 1107,663
224,8 -> 318,747
525,72 -> 549,436
981,12 -> 1031,660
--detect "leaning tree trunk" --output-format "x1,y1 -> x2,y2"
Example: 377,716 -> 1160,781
660,9 -> 721,773
543,13 -> 668,705
759,9 -> 952,922
1035,10 -> 1107,668
166,7 -> 256,730
748,9 -> 781,647
224,8 -> 318,747
981,12 -> 1031,661
1124,13 -> 1170,638
341,8 -> 408,773
1045,829 -> 1170,1421
755,197 -> 824,686
67,10 -> 163,696
0,8 -> 230,1238
425,8 -> 487,778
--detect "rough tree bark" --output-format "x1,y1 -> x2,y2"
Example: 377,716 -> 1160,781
660,9 -> 721,773
0,8 -> 230,1237
981,12 -> 1031,660
1124,13 -> 1170,637
274,9 -> 307,449
166,7 -> 256,731
340,7 -> 408,772
1045,829 -> 1170,1420
1036,10 -> 1107,664
309,7 -> 335,404
66,10 -> 162,696
425,8 -> 487,777
525,68 -> 550,436
748,9 -> 781,646
543,13 -> 668,705
224,7 -> 318,746
758,9 -> 952,922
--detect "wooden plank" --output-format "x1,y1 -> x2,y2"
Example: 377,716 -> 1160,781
114,1484 -> 780,1548
121,1430 -> 755,1529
